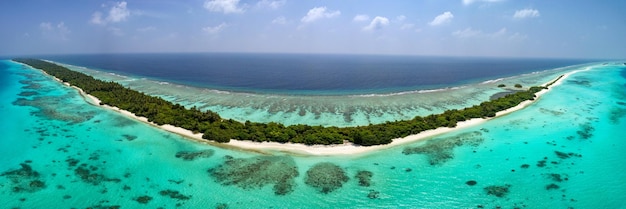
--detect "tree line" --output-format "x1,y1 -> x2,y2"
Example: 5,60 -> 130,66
14,58 -> 557,146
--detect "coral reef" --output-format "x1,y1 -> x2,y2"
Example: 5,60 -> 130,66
209,155 -> 299,195
175,150 -> 215,161
484,184 -> 511,197
402,131 -> 484,165
304,162 -> 349,194
355,170 -> 373,187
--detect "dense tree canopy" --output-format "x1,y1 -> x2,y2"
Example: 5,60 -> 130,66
14,58 -> 559,146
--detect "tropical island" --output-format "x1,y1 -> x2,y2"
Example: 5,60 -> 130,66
14,58 -> 564,148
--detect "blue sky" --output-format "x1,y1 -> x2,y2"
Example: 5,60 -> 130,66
1,0 -> 624,59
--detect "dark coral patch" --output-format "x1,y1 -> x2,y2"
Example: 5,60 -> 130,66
609,107 -> 626,124
159,189 -> 191,200
1,163 -> 40,178
12,96 -> 95,124
28,180 -> 46,189
555,151 -> 582,159
66,158 -> 80,167
1,163 -> 46,193
74,164 -> 120,185
18,91 -> 40,97
368,190 -> 380,199
484,184 -> 511,198
545,173 -> 566,182
536,160 -> 547,167
466,180 -> 477,186
403,131 -> 484,165
546,183 -> 560,190
122,134 -> 137,141
576,123 -> 595,140
175,149 -> 215,161
568,80 -> 591,87
208,155 -> 299,195
85,204 -> 121,209
304,162 -> 349,194
355,170 -> 373,187
135,195 -> 152,204
215,203 -> 228,209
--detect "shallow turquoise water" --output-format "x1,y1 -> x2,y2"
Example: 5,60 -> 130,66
1,60 -> 625,208
58,61 -> 575,127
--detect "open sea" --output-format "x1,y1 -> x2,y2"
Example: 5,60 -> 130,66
40,53 -> 596,127
1,53 -> 625,208
38,53 -> 591,95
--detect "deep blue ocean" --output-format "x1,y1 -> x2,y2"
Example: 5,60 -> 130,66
1,59 -> 625,208
39,53 -> 595,95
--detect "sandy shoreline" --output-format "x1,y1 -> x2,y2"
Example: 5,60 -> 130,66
225,69 -> 585,156
30,60 -> 588,156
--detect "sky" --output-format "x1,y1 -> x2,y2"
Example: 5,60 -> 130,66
0,0 -> 624,59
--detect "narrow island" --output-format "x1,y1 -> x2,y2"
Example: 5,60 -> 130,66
14,58 -> 570,154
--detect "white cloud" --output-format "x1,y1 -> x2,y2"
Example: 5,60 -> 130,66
203,23 -> 227,34
204,0 -> 244,14
257,0 -> 286,9
353,14 -> 369,22
90,12 -> 105,25
462,0 -> 504,5
513,9 -> 540,19
301,7 -> 340,23
107,1 -> 130,22
429,11 -> 454,26
272,16 -> 287,24
39,22 -> 52,30
452,27 -> 483,38
363,16 -> 390,31
396,15 -> 406,21
452,27 -> 526,41
90,1 -> 131,25
39,22 -> 70,40
492,28 -> 507,37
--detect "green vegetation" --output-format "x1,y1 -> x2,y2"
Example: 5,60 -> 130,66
514,83 -> 523,88
14,58 -> 558,146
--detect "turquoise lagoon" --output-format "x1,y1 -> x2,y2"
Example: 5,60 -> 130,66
57,60 -> 573,127
1,60 -> 626,208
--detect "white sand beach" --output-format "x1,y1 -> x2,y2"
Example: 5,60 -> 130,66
39,62 -> 588,156
222,69 -> 585,155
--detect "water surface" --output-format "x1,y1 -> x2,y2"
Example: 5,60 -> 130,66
1,60 -> 625,208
